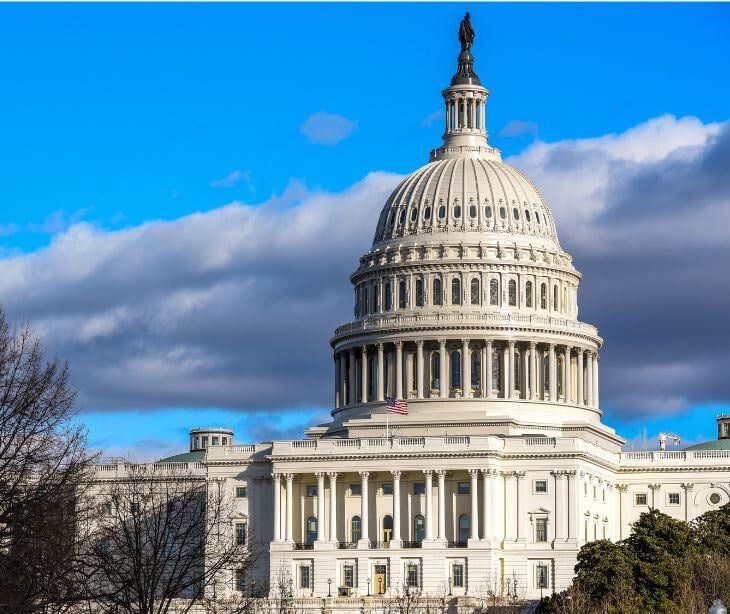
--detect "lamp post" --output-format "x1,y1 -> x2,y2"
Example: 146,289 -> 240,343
448,577 -> 452,597
327,577 -> 332,598
367,578 -> 371,596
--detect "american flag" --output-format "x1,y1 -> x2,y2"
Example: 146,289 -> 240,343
386,397 -> 408,415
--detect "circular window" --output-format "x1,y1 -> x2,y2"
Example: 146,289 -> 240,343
469,205 -> 477,218
710,492 -> 722,505
499,207 -> 506,219
454,206 -> 461,218
410,208 -> 418,221
525,209 -> 531,222
438,205 -> 446,218
485,206 -> 492,218
424,206 -> 431,220
513,207 -> 520,221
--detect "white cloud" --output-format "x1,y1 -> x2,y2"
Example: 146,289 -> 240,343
210,169 -> 251,189
299,111 -> 357,146
498,120 -> 539,139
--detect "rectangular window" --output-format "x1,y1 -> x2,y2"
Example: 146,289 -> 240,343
350,484 -> 362,496
534,480 -> 548,494
413,482 -> 425,496
236,486 -> 247,498
343,564 -> 354,588
235,569 -> 246,591
458,482 -> 470,495
382,483 -> 393,495
406,563 -> 419,587
635,493 -> 647,506
235,522 -> 247,546
202,436 -> 209,448
299,565 -> 311,589
536,564 -> 549,589
222,437 -> 228,445
452,563 -> 464,588
306,485 -> 318,497
668,493 -> 680,505
212,436 -> 219,446
536,518 -> 548,542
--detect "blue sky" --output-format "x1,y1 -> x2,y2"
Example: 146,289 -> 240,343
0,3 -> 728,458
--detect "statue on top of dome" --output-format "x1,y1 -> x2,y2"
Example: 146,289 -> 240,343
458,12 -> 475,52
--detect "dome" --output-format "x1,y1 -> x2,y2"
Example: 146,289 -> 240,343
684,439 -> 730,452
372,155 -> 561,249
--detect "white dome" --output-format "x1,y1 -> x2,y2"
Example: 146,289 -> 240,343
373,156 -> 560,248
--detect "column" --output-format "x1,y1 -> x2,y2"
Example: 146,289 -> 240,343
439,340 -> 447,398
482,469 -> 492,543
273,473 -> 282,542
480,344 -> 487,398
395,341 -> 403,399
504,473 -> 517,541
548,343 -> 556,402
285,473 -> 294,542
552,471 -> 565,542
529,342 -> 537,400
485,341 -> 493,398
361,346 -> 368,404
359,471 -> 369,545
681,483 -> 694,522
563,347 -> 571,404
566,471 -> 577,541
328,472 -> 338,543
577,349 -> 584,406
469,469 -> 480,540
586,352 -> 594,407
416,341 -> 425,399
348,349 -> 356,406
424,470 -> 434,540
507,341 -> 515,398
516,472 -> 526,542
521,344 -> 529,399
316,472 -> 326,543
392,470 -> 402,543
616,484 -> 628,540
437,470 -> 446,540
501,344 -> 509,398
593,353 -> 600,408
462,339 -> 471,398
376,343 -> 385,402
334,353 -> 341,409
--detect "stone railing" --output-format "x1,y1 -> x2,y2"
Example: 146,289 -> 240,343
621,450 -> 730,464
93,461 -> 207,478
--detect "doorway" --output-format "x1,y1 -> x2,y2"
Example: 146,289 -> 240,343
374,564 -> 387,595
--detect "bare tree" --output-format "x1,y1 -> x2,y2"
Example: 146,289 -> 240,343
78,464 -> 256,614
0,310 -> 96,613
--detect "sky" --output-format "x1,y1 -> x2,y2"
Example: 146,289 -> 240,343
0,3 -> 728,459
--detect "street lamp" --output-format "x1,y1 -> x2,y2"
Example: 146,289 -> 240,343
367,578 -> 371,596
327,578 -> 332,598
448,577 -> 452,596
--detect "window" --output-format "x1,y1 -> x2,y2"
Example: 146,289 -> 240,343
222,437 -> 228,445
424,206 -> 431,220
451,278 -> 461,305
534,480 -> 548,494
492,349 -> 501,393
382,483 -> 393,495
306,517 -> 317,545
525,209 -> 531,222
413,482 -> 426,496
450,351 -> 461,390
235,522 -> 247,546
433,278 -> 443,306
410,208 -> 418,221
399,210 -> 406,225
525,281 -> 533,308
710,492 -> 722,505
299,565 -> 311,589
485,205 -> 492,218
306,485 -> 317,497
540,283 -> 547,309
513,207 -> 519,220
202,436 -> 209,448
439,205 -> 446,218
235,568 -> 246,591
406,563 -> 419,587
430,352 -> 440,390
351,516 -> 361,542
452,563 -> 464,588
343,564 -> 355,588
471,351 -> 481,390
668,493 -> 680,505
536,564 -> 549,589
454,205 -> 461,218
415,278 -> 424,307
535,211 -> 541,224
469,205 -> 477,218
385,282 -> 392,311
499,206 -> 506,219
236,486 -> 248,498
593,486 -> 597,499
458,514 -> 470,542
457,482 -> 470,495
382,515 -> 393,543
536,518 -> 548,542
470,278 -> 480,305
350,484 -> 362,496
489,278 -> 499,305
399,280 -> 407,309
508,279 -> 517,306
374,284 -> 380,311
635,493 -> 648,506
212,436 -> 219,446
414,514 -> 425,542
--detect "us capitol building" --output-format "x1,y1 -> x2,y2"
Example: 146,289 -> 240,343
102,14 -> 730,608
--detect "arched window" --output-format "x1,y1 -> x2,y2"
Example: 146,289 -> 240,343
399,210 -> 406,225
410,208 -> 417,221
458,514 -> 470,543
471,351 -> 481,390
492,349 -> 502,394
414,514 -> 425,542
508,280 -> 517,306
470,278 -> 480,305
540,283 -> 547,309
382,515 -> 393,543
450,351 -> 461,390
430,352 -> 440,390
525,209 -> 531,222
351,515 -> 361,542
499,206 -> 506,219
490,279 -> 499,305
535,211 -> 541,224
363,286 -> 369,314
373,284 -> 380,312
306,517 -> 317,545
485,205 -> 492,218
469,205 -> 477,218
424,206 -> 431,220
385,282 -> 392,311
454,205 -> 461,218
513,207 -> 519,221
438,205 -> 446,219
553,286 -> 558,311
525,281 -> 533,308
451,278 -> 461,305
398,279 -> 407,309
433,278 -> 443,306
415,278 -> 424,307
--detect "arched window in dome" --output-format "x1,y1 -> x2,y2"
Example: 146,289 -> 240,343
458,514 -> 470,543
398,279 -> 407,309
525,209 -> 531,223
454,205 -> 461,218
471,351 -> 481,391
499,207 -> 506,219
525,281 -> 533,308
492,349 -> 502,395
485,205 -> 493,218
415,278 -> 424,307
535,211 -> 541,224
399,210 -> 406,226
451,278 -> 462,305
508,280 -> 517,307
540,283 -> 547,309
513,208 -> 520,221
430,351 -> 440,390
553,285 -> 558,312
424,206 -> 432,220
469,204 -> 477,218
489,279 -> 499,306
470,278 -> 480,305
438,205 -> 446,219
433,278 -> 443,306
385,282 -> 392,311
450,351 -> 461,391
410,208 -> 418,222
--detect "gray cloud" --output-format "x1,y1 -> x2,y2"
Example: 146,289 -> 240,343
299,111 -> 357,146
